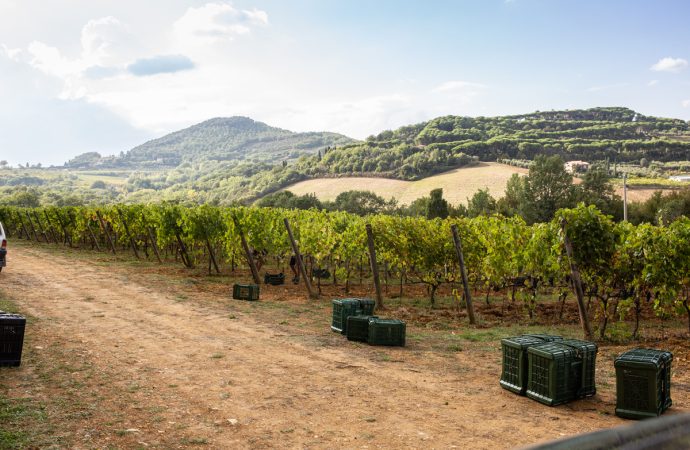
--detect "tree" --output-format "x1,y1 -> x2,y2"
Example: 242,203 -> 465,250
498,173 -> 527,217
522,155 -> 575,223
467,188 -> 497,217
330,190 -> 396,216
426,188 -> 449,219
576,164 -> 622,219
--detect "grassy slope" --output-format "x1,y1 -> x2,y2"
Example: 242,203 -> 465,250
282,162 -> 677,205
283,162 -> 529,205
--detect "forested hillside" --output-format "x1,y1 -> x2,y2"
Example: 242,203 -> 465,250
300,107 -> 690,181
65,117 -> 354,169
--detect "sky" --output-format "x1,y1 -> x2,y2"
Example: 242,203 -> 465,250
0,0 -> 689,166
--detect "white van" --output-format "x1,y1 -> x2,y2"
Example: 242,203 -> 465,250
0,221 -> 6,272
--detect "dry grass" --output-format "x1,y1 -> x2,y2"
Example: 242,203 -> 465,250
285,162 -> 677,205
284,162 -> 529,205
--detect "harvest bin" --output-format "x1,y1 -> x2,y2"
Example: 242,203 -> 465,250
367,318 -> 405,346
232,284 -> 260,301
264,273 -> 285,285
500,336 -> 551,395
0,313 -> 26,367
560,339 -> 598,398
527,342 -> 582,406
331,298 -> 375,334
346,315 -> 378,342
615,348 -> 673,420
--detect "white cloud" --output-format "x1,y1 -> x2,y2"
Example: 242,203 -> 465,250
650,57 -> 688,73
432,80 -> 486,93
585,82 -> 630,92
647,79 -> 659,86
682,99 -> 690,108
173,2 -> 268,46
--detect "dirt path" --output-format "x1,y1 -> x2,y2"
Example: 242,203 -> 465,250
0,245 -> 659,448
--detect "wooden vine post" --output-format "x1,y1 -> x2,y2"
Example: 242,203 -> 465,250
147,227 -> 162,263
365,224 -> 384,310
560,219 -> 594,341
117,208 -> 140,259
233,215 -> 261,284
175,232 -> 193,268
203,227 -> 220,274
55,211 -> 72,246
31,211 -> 51,243
284,218 -> 317,299
451,224 -> 477,325
85,221 -> 102,251
16,212 -> 30,240
24,211 -> 40,242
96,210 -> 117,255
43,211 -> 60,245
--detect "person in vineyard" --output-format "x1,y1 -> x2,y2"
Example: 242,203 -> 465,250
252,248 -> 268,271
289,254 -> 302,284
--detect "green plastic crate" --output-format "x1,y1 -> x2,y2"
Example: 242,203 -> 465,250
232,284 -> 259,301
357,298 -> 376,316
615,348 -> 673,420
560,339 -> 598,398
522,334 -> 563,342
331,299 -> 362,334
527,342 -> 581,406
367,318 -> 405,346
500,335 -> 547,395
346,315 -> 378,342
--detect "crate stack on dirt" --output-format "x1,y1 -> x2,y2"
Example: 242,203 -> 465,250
0,312 -> 26,367
331,298 -> 405,347
500,334 -> 598,406
615,348 -> 673,420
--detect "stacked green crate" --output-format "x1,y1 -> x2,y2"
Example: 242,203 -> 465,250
522,334 -> 564,343
615,348 -> 673,420
367,318 -> 405,346
560,339 -> 598,398
500,335 -> 548,395
346,315 -> 378,342
331,299 -> 363,334
358,298 -> 376,315
232,284 -> 260,301
527,342 -> 582,406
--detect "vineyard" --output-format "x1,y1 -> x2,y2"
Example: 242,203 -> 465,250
1,203 -> 688,340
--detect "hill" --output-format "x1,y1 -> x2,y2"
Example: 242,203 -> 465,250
282,162 -> 664,206
65,116 -> 355,169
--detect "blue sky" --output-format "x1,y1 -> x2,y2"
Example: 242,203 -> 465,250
0,0 -> 689,166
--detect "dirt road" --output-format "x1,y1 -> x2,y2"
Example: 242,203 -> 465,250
0,245 -> 654,448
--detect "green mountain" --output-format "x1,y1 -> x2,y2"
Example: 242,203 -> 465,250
66,116 -> 355,169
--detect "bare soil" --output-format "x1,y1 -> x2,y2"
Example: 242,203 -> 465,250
1,242 -> 688,449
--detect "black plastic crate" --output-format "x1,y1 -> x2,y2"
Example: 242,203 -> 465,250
232,284 -> 260,301
527,342 -> 581,406
0,313 -> 26,367
346,315 -> 378,342
560,339 -> 598,398
264,273 -> 285,285
331,299 -> 362,334
367,318 -> 405,346
500,335 -> 548,395
0,248 -> 6,267
615,348 -> 673,420
311,268 -> 331,279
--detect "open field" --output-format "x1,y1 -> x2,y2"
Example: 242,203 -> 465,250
0,241 -> 688,448
283,163 -> 676,205
284,163 -> 529,205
